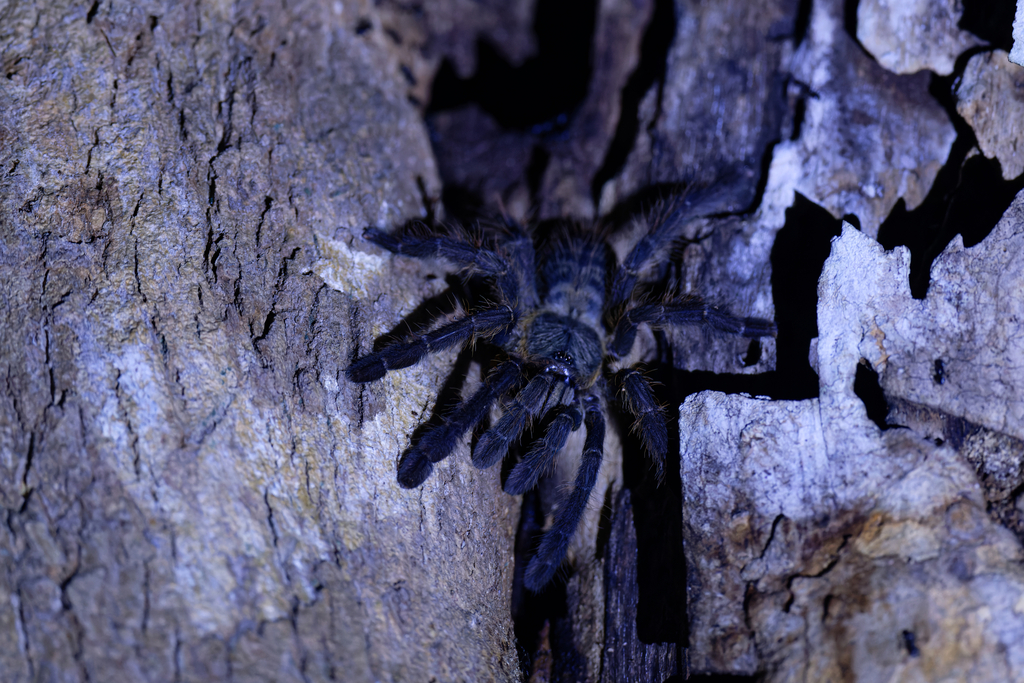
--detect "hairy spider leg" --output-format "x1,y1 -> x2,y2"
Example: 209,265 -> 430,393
614,367 -> 667,481
491,220 -> 540,310
607,182 -> 742,310
346,306 -> 515,383
396,360 -> 522,488
472,373 -> 565,469
504,401 -> 584,496
364,226 -> 537,312
524,396 -> 605,591
608,300 -> 777,359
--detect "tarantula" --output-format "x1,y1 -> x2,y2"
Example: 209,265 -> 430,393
346,184 -> 776,590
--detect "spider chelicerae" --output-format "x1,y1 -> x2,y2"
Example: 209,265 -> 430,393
347,183 -> 776,590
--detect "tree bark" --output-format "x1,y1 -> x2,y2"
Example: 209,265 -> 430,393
0,1 -> 522,680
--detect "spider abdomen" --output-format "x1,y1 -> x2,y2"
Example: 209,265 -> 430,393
539,238 -> 608,325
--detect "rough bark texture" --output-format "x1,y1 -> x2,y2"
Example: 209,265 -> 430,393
956,50 -> 1024,180
681,210 -> 1024,680
599,488 -> 677,682
599,0 -> 800,215
764,0 -> 956,239
1013,0 -> 1024,66
857,0 -> 984,76
0,1 -> 521,681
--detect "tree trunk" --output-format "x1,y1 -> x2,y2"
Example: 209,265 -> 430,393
0,1 -> 521,680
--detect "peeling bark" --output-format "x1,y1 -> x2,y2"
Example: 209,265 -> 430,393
681,210 -> 1024,680
956,50 -> 1024,180
857,0 -> 984,76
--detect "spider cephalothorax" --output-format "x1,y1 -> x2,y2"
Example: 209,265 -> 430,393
347,185 -> 776,590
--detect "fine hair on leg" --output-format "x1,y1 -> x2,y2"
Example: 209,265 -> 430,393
524,396 -> 605,591
615,366 -> 667,481
397,360 -> 522,488
347,306 -> 515,383
504,401 -> 584,496
609,299 -> 777,358
364,226 -> 531,309
607,181 -> 742,309
473,373 -> 562,469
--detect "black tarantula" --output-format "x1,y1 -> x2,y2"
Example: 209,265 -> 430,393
346,183 -> 776,591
